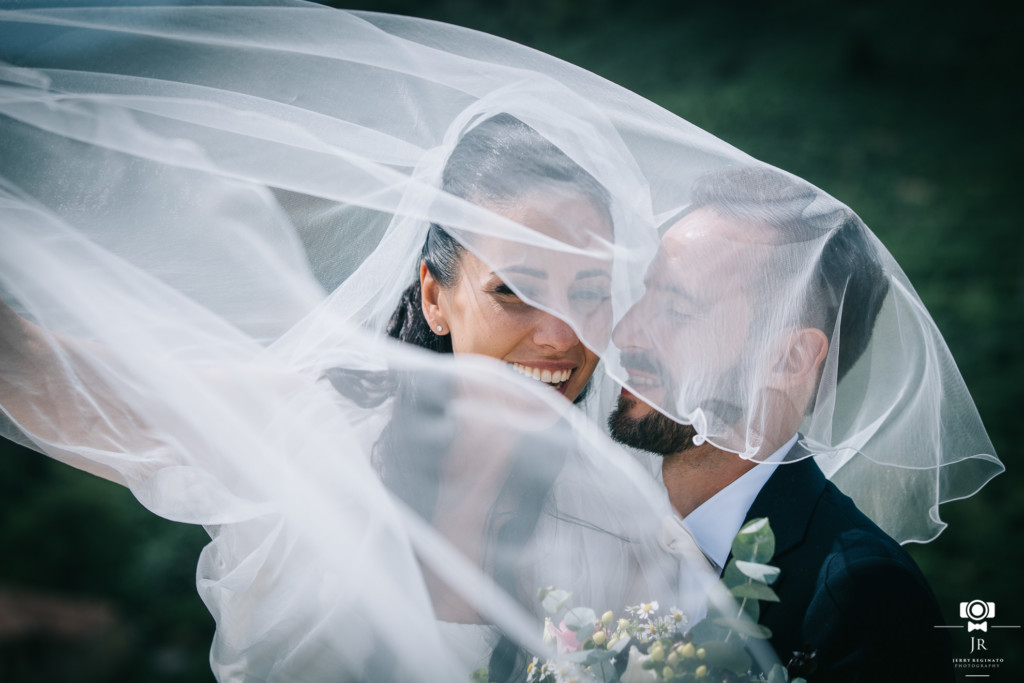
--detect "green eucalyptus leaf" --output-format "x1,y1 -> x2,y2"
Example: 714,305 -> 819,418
711,617 -> 773,639
767,663 -> 789,683
590,659 -> 617,680
722,560 -> 750,589
564,607 -> 597,632
698,640 -> 753,674
731,518 -> 775,563
562,650 -> 593,663
740,595 -> 760,622
730,582 -> 781,602
586,648 -> 617,663
735,561 -> 781,584
688,617 -> 731,644
539,587 -> 572,614
739,517 -> 770,536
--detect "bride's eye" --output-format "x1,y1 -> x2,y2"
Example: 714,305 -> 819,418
491,283 -> 519,298
569,284 -> 611,314
490,282 -> 534,303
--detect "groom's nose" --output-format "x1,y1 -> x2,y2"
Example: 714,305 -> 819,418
612,294 -> 655,351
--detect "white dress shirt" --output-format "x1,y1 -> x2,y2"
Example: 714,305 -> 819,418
684,433 -> 797,572
663,434 -> 797,625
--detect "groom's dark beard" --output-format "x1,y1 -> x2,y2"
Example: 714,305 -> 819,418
608,350 -> 699,455
608,396 -> 698,455
608,350 -> 747,456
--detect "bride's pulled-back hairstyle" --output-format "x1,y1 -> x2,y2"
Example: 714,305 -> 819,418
386,112 -> 611,354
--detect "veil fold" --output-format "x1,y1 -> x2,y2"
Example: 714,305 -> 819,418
0,1 -> 1001,680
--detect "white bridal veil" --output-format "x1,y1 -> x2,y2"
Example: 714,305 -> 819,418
0,1 -> 1002,681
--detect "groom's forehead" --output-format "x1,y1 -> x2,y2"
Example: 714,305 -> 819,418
649,209 -> 773,298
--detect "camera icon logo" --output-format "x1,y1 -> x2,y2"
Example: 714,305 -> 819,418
960,600 -> 995,631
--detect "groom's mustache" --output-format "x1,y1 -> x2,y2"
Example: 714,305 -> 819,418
619,350 -> 665,377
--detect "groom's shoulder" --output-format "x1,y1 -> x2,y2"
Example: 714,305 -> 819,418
806,476 -> 940,617
754,454 -> 934,597
810,472 -> 922,575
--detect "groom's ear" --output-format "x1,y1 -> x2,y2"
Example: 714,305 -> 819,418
768,326 -> 829,389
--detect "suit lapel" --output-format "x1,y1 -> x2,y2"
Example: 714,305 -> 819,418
743,445 -> 827,557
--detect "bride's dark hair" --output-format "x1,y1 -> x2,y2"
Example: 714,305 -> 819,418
387,112 -> 611,356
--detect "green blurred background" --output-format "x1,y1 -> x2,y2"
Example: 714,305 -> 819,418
1,0 -> 1020,679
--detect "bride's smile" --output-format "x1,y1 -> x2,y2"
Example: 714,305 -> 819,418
421,245 -> 602,402
510,361 -> 575,392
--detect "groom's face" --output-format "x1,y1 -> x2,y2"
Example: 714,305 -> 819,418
608,209 -> 767,454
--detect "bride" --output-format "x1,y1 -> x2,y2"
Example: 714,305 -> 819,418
0,2 -> 1001,681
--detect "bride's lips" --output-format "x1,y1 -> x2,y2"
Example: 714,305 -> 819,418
510,361 -> 576,394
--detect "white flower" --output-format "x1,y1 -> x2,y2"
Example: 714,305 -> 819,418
549,660 -> 581,683
620,645 -> 657,683
634,602 -> 659,622
627,601 -> 659,621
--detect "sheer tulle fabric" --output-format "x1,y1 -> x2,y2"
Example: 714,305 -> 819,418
0,1 -> 1001,680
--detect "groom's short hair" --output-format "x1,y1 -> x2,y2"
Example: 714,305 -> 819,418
689,166 -> 889,382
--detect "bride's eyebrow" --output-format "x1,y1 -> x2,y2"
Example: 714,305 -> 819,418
492,266 -> 610,281
496,265 -> 547,279
575,269 -> 610,280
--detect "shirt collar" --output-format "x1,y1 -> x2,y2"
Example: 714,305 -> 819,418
683,433 -> 798,571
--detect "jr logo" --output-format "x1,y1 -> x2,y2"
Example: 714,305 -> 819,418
959,600 -> 997,655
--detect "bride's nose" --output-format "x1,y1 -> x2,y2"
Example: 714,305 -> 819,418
533,311 -> 580,351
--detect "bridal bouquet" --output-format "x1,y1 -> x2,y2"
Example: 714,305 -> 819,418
476,518 -> 806,683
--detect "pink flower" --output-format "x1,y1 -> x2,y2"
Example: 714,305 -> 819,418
544,619 -> 581,654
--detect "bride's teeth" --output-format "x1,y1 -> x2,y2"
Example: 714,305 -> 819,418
510,363 -> 573,385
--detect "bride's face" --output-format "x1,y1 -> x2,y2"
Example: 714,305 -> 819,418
422,192 -> 611,402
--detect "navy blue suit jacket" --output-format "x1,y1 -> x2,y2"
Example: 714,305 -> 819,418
739,453 -> 953,681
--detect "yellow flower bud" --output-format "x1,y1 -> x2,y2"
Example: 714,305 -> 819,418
695,664 -> 708,678
696,647 -> 706,660
592,630 -> 607,646
662,666 -> 674,679
650,645 -> 665,662
679,642 -> 695,659
601,610 -> 614,625
666,652 -> 679,667
618,618 -> 630,631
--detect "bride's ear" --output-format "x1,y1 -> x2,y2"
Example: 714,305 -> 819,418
419,262 -> 445,330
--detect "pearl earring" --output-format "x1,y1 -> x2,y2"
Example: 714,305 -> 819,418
436,324 -> 443,332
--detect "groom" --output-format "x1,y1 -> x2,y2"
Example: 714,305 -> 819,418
608,168 -> 953,681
